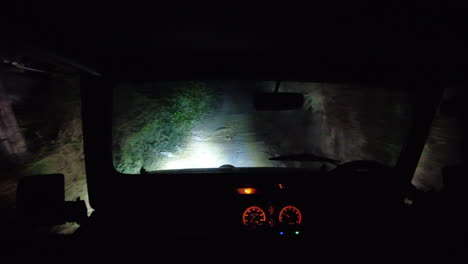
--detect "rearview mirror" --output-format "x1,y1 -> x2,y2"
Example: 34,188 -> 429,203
253,92 -> 304,111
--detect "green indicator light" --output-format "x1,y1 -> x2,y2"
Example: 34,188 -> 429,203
295,231 -> 300,235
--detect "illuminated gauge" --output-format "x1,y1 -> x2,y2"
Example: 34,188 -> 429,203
279,205 -> 303,225
242,206 -> 267,226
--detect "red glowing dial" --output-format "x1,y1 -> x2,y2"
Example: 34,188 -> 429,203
279,205 -> 302,225
242,206 -> 267,226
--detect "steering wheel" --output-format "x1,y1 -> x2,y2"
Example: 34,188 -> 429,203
328,160 -> 403,205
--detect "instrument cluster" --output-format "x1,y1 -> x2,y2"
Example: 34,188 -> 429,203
236,184 -> 304,236
242,204 -> 303,227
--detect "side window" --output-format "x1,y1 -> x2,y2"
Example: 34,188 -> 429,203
412,86 -> 466,191
0,58 -> 89,234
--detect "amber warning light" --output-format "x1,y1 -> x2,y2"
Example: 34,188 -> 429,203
237,187 -> 257,195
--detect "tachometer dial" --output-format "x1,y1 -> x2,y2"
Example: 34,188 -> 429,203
242,206 -> 267,226
279,205 -> 302,225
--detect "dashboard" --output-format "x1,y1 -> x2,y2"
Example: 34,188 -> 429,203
234,184 -> 305,238
73,163 -> 396,244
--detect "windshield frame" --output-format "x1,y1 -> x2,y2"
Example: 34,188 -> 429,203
80,74 -> 443,210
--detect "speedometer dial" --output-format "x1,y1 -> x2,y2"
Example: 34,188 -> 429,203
279,205 -> 303,225
242,206 -> 267,226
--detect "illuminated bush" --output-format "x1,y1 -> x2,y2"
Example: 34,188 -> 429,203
113,81 -> 219,173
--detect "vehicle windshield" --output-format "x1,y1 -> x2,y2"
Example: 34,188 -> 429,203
112,81 -> 414,173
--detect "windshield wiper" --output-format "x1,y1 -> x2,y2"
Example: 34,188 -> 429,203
269,153 -> 341,166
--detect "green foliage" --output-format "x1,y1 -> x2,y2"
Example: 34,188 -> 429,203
113,81 -> 219,173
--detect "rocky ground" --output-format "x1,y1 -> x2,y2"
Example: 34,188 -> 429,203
157,81 -> 284,170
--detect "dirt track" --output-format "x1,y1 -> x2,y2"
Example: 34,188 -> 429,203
158,81 -> 283,170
